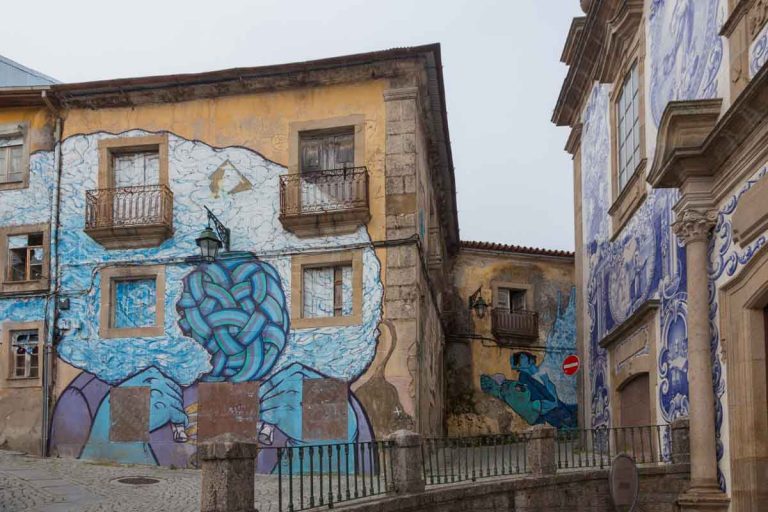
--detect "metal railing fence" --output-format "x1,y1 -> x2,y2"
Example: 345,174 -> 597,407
275,441 -> 393,512
279,167 -> 369,217
422,433 -> 529,486
556,424 -> 670,470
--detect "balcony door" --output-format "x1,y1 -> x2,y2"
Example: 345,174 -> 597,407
299,129 -> 354,213
110,150 -> 161,227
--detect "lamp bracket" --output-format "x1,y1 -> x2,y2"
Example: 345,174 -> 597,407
204,205 -> 231,252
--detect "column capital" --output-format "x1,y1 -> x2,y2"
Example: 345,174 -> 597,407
672,209 -> 717,245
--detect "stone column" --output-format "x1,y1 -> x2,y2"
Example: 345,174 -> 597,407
388,430 -> 425,494
199,434 -> 258,512
525,425 -> 557,476
672,210 -> 729,511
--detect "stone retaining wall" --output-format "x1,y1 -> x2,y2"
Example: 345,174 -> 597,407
333,464 -> 690,512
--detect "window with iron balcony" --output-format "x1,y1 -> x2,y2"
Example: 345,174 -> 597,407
491,286 -> 539,342
85,135 -> 173,249
280,119 -> 370,237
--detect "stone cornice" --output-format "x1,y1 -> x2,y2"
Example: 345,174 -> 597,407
553,0 -> 622,127
595,0 -> 644,83
561,17 -> 587,65
647,99 -> 723,189
720,0 -> 754,37
672,209 -> 718,245
648,63 -> 768,206
599,299 -> 659,349
565,123 -> 583,155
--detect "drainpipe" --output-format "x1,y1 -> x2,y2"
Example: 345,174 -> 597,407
41,91 -> 63,457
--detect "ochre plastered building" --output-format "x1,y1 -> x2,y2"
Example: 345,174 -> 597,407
0,46 -> 576,468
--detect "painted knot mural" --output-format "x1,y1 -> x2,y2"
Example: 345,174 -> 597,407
48,130 -> 382,471
176,255 -> 289,383
480,288 -> 578,429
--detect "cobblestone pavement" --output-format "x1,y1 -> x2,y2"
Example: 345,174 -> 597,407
0,450 -> 284,512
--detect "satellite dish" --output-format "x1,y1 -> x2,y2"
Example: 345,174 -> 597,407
609,454 -> 639,512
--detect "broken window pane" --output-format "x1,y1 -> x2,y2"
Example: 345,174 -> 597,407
11,330 -> 39,379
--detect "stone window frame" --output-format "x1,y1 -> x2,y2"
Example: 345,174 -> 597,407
607,28 -> 649,239
722,0 -> 768,98
287,115 -> 366,175
0,223 -> 50,296
99,265 -> 166,339
0,122 -> 31,192
290,250 -> 363,329
97,134 -> 169,189
490,281 -> 534,311
0,320 -> 44,388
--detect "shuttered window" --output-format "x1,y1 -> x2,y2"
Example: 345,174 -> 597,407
495,288 -> 526,311
0,134 -> 24,184
300,130 -> 354,172
302,264 -> 353,318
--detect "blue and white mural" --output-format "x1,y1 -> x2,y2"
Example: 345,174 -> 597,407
0,149 -> 56,337
580,0 -> 726,486
47,130 -> 384,469
750,21 -> 768,79
480,288 -> 578,429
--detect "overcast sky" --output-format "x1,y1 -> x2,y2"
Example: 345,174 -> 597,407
2,0 -> 583,251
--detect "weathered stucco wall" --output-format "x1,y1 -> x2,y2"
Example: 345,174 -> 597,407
0,106 -> 56,455
446,248 -> 576,436
30,67 -> 454,468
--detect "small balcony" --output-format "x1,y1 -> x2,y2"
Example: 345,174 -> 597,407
279,167 -> 370,237
85,185 -> 174,249
492,308 -> 539,341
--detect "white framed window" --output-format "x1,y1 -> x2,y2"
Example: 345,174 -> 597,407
0,133 -> 24,184
302,264 -> 353,318
112,150 -> 160,188
617,63 -> 640,192
10,330 -> 39,379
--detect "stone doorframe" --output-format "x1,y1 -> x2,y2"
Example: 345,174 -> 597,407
719,245 -> 768,511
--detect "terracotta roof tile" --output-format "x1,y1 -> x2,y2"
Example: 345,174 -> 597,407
460,240 -> 574,258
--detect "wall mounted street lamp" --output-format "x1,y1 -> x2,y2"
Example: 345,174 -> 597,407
196,206 -> 231,262
468,286 -> 489,319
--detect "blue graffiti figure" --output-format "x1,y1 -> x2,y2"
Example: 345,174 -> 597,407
481,352 -> 577,429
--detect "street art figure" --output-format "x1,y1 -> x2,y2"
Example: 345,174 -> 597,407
48,130 -> 381,470
480,289 -> 578,429
481,352 -> 577,429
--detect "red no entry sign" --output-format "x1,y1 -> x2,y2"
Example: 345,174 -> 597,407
562,355 -> 580,376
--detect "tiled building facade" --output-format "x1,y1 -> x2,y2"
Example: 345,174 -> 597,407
555,0 -> 768,509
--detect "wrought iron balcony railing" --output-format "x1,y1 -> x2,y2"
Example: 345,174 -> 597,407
280,167 -> 369,216
279,167 -> 370,236
491,308 -> 539,340
84,184 -> 174,248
